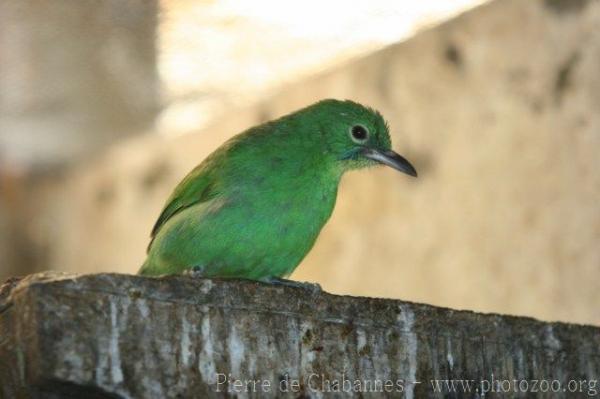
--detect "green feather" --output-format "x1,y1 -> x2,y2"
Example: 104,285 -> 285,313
139,99 -> 415,280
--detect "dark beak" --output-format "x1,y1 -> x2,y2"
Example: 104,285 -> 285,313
361,148 -> 418,177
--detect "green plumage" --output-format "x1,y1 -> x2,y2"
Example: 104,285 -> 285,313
139,99 -> 416,280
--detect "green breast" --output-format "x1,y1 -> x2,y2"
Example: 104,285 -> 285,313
143,120 -> 343,279
212,170 -> 339,278
145,167 -> 340,280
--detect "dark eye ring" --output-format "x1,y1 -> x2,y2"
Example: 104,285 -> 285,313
350,125 -> 369,143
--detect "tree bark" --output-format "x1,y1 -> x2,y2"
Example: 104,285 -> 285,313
1,272 -> 599,398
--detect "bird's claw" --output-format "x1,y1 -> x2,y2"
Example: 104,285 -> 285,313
183,266 -> 206,279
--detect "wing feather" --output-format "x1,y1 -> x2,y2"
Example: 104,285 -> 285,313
147,166 -> 215,252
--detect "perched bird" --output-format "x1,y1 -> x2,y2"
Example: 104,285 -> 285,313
139,99 -> 416,284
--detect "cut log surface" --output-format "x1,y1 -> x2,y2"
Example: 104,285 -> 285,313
1,272 -> 599,398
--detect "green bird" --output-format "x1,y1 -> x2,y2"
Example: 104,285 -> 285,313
139,99 -> 416,283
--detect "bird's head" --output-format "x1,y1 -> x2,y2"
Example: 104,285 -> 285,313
309,99 -> 417,177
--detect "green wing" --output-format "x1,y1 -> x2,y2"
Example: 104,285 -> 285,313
148,165 -> 215,252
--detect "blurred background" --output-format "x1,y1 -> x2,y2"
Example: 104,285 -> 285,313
1,0 -> 599,325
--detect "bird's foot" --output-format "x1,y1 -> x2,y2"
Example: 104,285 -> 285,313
263,277 -> 322,293
183,265 -> 206,279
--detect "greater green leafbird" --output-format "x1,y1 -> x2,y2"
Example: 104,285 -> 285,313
139,99 -> 416,282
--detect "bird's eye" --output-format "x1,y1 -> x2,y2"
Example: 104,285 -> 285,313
350,125 -> 369,143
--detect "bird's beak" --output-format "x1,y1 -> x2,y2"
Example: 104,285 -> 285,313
361,148 -> 418,177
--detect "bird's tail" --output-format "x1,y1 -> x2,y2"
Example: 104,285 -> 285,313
138,258 -> 155,276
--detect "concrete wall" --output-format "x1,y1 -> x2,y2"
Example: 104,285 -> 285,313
0,0 -> 159,170
0,0 -> 159,278
9,0 -> 600,325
